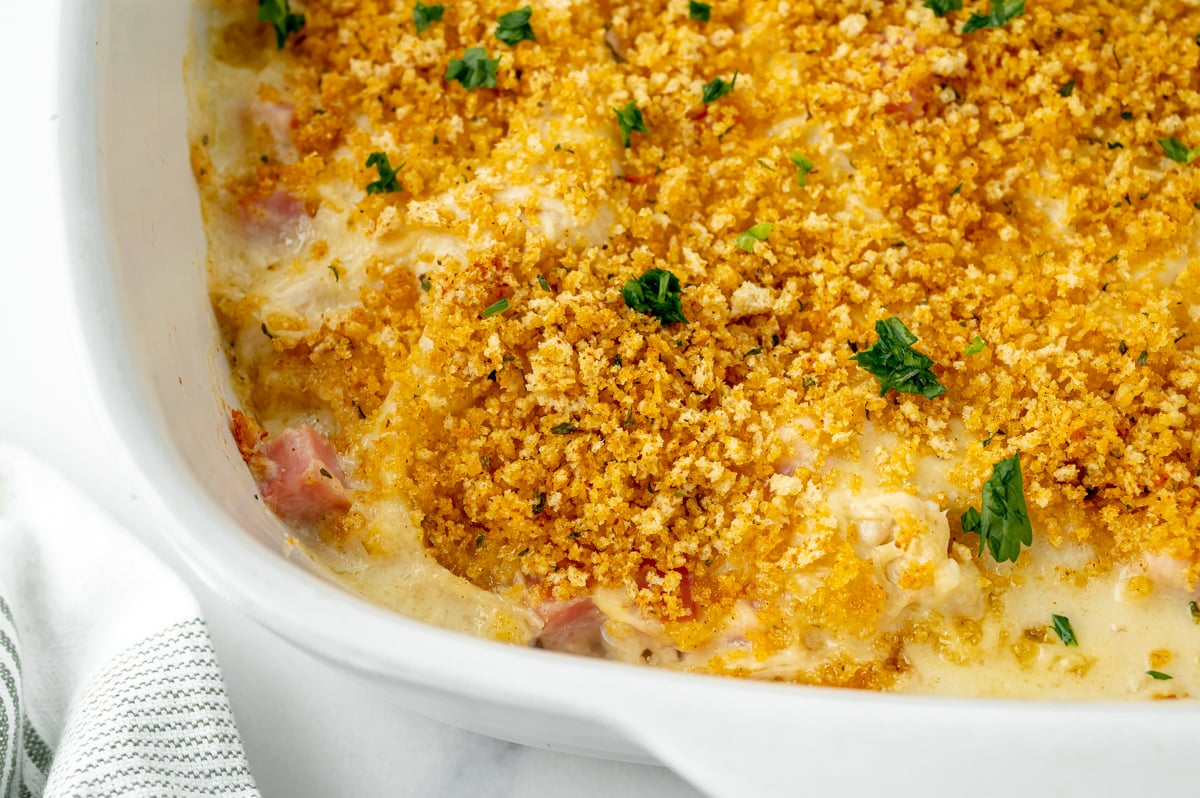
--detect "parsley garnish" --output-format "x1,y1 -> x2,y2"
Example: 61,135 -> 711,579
1191,600 -> 1200,624
1146,670 -> 1173,681
1058,78 -> 1076,97
257,0 -> 305,49
736,222 -> 774,253
536,274 -> 551,291
950,182 -> 963,196
365,152 -> 403,194
964,335 -> 986,356
413,2 -> 445,33
689,1 -> 712,22
1051,614 -> 1078,646
924,0 -> 962,17
961,454 -> 1033,563
701,72 -> 738,105
532,491 -> 547,515
551,422 -> 576,434
475,534 -> 485,549
1137,349 -> 1149,366
622,268 -> 688,326
743,347 -> 763,358
789,151 -> 815,187
495,6 -> 536,47
329,264 -> 340,282
961,0 -> 1025,34
614,101 -> 649,148
446,48 -> 501,90
420,274 -> 432,292
319,467 -> 333,479
261,322 -> 274,339
1159,137 -> 1200,164
481,297 -> 510,318
851,317 -> 947,399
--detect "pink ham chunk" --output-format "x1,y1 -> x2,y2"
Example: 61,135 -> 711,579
237,189 -> 307,240
536,598 -> 607,656
244,100 -> 295,156
255,425 -> 352,524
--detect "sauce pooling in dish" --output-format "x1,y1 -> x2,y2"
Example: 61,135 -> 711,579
189,0 -> 1200,696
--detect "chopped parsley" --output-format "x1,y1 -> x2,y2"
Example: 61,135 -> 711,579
413,2 -> 445,33
1158,137 -> 1200,164
701,72 -> 738,105
1146,670 -> 1173,681
446,48 -> 501,90
480,297 -> 510,318
475,534 -> 485,549
964,335 -> 987,356
420,274 -> 432,292
1058,78 -> 1076,97
550,422 -> 577,434
789,151 -> 815,187
736,222 -> 774,253
532,491 -> 547,515
851,317 -> 947,399
613,101 -> 649,148
319,467 -> 333,479
961,454 -> 1034,564
536,274 -> 551,291
950,182 -> 963,196
328,264 -> 340,282
260,322 -> 274,339
961,0 -> 1025,34
743,347 -> 764,358
257,0 -> 305,49
495,6 -> 536,47
1137,349 -> 1149,366
688,1 -> 712,22
365,152 -> 403,194
923,0 -> 962,16
622,268 -> 688,326
1051,614 -> 1078,646
1190,600 -> 1200,624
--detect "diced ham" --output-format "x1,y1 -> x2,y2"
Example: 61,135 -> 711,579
252,424 -> 352,524
243,100 -> 295,156
237,189 -> 307,240
536,598 -> 607,655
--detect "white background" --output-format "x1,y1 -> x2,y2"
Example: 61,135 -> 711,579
0,4 -> 704,796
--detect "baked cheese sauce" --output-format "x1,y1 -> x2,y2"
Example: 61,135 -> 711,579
188,0 -> 1200,696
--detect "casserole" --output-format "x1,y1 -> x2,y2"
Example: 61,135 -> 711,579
61,1 -> 1200,794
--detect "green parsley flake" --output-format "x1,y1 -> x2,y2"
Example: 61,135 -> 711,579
689,1 -> 712,22
536,274 -> 551,292
702,72 -> 738,105
622,268 -> 688,326
1191,600 -> 1200,624
550,422 -> 576,434
1158,137 -> 1200,164
480,297 -> 510,318
413,2 -> 445,33
1051,614 -> 1078,646
964,335 -> 987,356
1146,670 -> 1173,681
961,454 -> 1034,564
495,6 -> 536,47
737,222 -> 774,252
789,151 -> 815,187
961,0 -> 1025,34
446,48 -> 501,90
1058,78 -> 1076,97
613,101 -> 649,148
257,0 -> 305,49
365,152 -> 403,194
924,0 -> 962,16
851,317 -> 947,399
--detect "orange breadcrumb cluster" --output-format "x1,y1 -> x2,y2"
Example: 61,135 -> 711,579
200,0 -> 1199,685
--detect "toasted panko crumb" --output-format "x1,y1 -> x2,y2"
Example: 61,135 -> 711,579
198,0 -> 1200,686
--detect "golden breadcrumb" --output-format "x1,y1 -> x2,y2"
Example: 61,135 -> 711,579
197,0 -> 1200,685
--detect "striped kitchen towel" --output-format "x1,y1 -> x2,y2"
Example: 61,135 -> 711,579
0,443 -> 260,797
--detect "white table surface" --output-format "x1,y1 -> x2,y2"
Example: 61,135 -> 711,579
0,5 -> 704,796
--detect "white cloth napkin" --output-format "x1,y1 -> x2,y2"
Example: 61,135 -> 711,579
0,443 -> 260,798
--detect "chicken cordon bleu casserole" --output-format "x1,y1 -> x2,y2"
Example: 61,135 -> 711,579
188,0 -> 1200,696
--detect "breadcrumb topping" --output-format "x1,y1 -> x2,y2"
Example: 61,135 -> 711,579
196,0 -> 1200,686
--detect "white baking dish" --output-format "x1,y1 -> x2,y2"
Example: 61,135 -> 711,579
59,2 -> 1200,795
